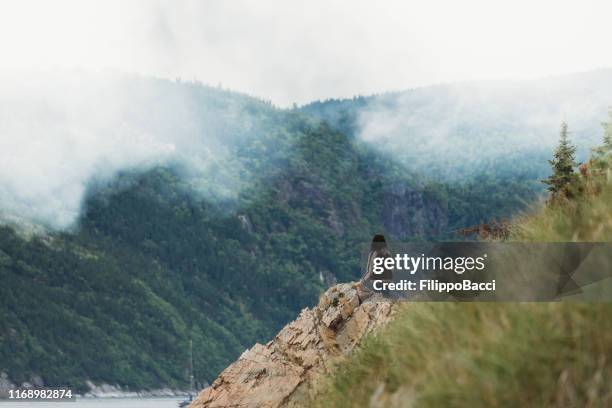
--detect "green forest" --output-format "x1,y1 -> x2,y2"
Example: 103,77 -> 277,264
0,76 -> 597,392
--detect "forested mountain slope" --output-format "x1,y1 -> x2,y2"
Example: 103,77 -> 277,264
0,112 -> 485,391
302,69 -> 612,181
2,71 -> 610,391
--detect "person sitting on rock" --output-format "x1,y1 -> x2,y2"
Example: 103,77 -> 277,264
356,234 -> 393,298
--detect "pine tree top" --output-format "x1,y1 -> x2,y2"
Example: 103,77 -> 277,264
603,116 -> 612,150
542,122 -> 577,197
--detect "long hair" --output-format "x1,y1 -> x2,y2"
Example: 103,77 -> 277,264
362,234 -> 393,282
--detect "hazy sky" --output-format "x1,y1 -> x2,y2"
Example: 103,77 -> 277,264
1,0 -> 611,105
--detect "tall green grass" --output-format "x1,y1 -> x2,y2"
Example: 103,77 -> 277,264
315,303 -> 611,407
315,157 -> 612,407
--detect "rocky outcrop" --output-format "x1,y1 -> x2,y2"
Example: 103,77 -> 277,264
0,372 -> 15,398
81,382 -> 189,398
382,183 -> 448,239
189,283 -> 395,408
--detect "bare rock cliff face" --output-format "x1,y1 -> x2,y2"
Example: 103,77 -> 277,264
189,282 -> 394,408
382,183 -> 448,239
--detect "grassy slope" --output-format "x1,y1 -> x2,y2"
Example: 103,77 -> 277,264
315,157 -> 612,407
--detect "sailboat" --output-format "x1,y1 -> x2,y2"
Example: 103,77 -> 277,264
178,339 -> 195,408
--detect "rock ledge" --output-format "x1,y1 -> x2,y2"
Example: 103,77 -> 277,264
189,282 -> 394,408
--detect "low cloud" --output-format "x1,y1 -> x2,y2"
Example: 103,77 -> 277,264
0,70 -> 263,230
2,1 -> 612,106
356,71 -> 612,179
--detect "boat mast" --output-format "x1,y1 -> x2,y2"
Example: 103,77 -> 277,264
189,339 -> 194,397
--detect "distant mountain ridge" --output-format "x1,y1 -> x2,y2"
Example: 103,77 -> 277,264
301,68 -> 612,180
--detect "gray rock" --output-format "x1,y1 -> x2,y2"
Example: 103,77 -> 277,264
190,282 -> 394,408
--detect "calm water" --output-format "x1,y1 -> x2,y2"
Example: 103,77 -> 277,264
0,397 -> 186,408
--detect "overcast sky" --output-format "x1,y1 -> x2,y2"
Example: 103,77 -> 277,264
1,0 -> 611,106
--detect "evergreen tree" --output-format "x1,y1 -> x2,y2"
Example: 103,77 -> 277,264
591,110 -> 612,159
600,110 -> 612,153
542,122 -> 577,199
